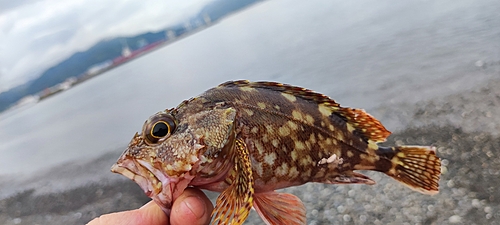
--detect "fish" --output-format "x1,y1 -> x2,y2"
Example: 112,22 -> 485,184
111,80 -> 441,225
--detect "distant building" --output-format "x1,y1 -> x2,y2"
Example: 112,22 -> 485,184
184,21 -> 192,31
137,38 -> 148,48
203,13 -> 212,25
59,77 -> 77,91
15,95 -> 39,107
122,45 -> 132,57
166,30 -> 176,40
87,60 -> 112,75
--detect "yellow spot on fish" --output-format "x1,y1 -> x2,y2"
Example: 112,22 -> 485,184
309,133 -> 316,143
257,102 -> 267,109
347,123 -> 355,133
368,141 -> 378,150
274,105 -> 280,110
239,86 -> 256,92
254,162 -> 264,176
289,166 -> 299,179
292,110 -> 303,121
275,163 -> 289,177
300,155 -> 312,166
305,114 -> 314,124
279,126 -> 291,136
318,104 -> 332,117
347,150 -> 354,158
243,108 -> 254,116
262,133 -> 269,143
291,150 -> 298,161
254,141 -> 265,154
264,152 -> 277,165
294,141 -> 306,150
272,139 -> 280,148
305,140 -> 311,149
362,153 -> 379,164
266,125 -> 274,133
335,132 -> 344,141
329,124 -> 335,131
325,138 -> 333,146
287,121 -> 298,130
281,93 -> 297,102
251,127 -> 259,134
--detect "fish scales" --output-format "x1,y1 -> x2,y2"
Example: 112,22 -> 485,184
112,80 -> 441,225
199,82 -> 372,189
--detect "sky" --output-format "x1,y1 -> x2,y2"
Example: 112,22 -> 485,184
0,0 -> 213,93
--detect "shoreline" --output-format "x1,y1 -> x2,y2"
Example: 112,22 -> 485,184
1,77 -> 500,224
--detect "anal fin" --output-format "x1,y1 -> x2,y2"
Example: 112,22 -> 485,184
314,171 -> 376,185
253,191 -> 306,225
211,139 -> 254,225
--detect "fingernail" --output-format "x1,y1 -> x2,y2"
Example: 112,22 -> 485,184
182,196 -> 206,219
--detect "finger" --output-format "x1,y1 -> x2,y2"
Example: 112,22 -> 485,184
170,187 -> 214,225
86,201 -> 168,225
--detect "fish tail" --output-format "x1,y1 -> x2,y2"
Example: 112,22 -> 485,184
377,145 -> 441,195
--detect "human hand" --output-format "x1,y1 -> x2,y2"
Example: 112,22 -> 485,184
87,187 -> 214,225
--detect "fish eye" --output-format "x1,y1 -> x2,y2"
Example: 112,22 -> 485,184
151,121 -> 170,138
144,113 -> 177,144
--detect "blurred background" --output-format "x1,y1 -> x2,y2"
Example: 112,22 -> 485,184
1,0 -> 499,224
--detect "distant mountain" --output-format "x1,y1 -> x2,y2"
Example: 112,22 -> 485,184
29,31 -> 168,96
0,0 -> 262,113
0,31 -> 169,112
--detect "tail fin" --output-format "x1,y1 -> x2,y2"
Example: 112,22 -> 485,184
384,146 -> 441,195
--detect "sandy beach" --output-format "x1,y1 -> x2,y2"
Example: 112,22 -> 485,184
1,72 -> 499,225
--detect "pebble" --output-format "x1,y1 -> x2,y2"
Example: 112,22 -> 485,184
12,218 -> 21,224
449,215 -> 462,224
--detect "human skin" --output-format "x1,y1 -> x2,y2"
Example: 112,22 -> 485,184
87,188 -> 214,225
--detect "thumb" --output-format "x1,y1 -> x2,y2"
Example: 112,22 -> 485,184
87,201 -> 168,225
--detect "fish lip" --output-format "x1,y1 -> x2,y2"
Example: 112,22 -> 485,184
111,158 -> 178,215
111,161 -> 161,197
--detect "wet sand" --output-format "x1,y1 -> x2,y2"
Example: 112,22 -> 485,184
1,77 -> 500,224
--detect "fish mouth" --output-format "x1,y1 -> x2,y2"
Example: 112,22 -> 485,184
111,158 -> 177,215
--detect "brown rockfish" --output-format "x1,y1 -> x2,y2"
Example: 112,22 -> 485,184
111,80 -> 441,225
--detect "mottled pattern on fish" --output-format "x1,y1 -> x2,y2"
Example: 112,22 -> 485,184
112,80 -> 441,225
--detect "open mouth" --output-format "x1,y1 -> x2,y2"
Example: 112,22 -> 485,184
111,159 -> 163,197
111,157 -> 181,215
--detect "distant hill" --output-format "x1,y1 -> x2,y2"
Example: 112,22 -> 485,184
0,0 -> 262,113
29,32 -> 167,97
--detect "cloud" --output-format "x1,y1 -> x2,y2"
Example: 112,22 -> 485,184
0,0 -> 211,92
0,0 -> 42,14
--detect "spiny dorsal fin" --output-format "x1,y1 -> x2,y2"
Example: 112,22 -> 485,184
220,80 -> 341,107
219,80 -> 391,142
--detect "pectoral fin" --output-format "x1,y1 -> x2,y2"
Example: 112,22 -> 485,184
253,191 -> 306,225
211,139 -> 254,225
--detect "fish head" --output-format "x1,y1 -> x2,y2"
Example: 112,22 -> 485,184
111,106 -> 237,215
